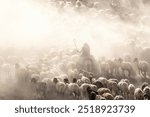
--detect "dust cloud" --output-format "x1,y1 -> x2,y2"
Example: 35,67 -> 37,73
0,0 -> 149,58
0,0 -> 150,99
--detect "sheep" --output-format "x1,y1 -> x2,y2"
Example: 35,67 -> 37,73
90,84 -> 98,91
97,88 -> 111,95
107,80 -> 119,97
118,58 -> 135,79
143,86 -> 150,100
108,78 -> 119,84
51,77 -> 67,97
4,39 -> 150,100
41,78 -> 53,92
87,86 -> 98,100
80,83 -> 91,99
97,77 -> 108,88
67,83 -> 80,99
134,88 -> 144,100
102,93 -> 114,100
81,76 -> 91,84
31,73 -> 40,82
106,59 -> 117,78
140,47 -> 150,63
67,69 -> 78,82
141,82 -> 149,90
93,80 -> 103,89
128,84 -> 135,100
91,77 -> 96,84
58,74 -> 69,82
55,81 -> 67,96
118,81 -> 129,99
15,65 -> 30,86
35,81 -> 47,99
63,78 -> 69,84
77,79 -> 84,86
134,58 -> 149,78
120,79 -> 130,85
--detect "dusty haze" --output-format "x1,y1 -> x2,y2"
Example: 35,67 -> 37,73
0,0 -> 150,99
0,0 -> 149,58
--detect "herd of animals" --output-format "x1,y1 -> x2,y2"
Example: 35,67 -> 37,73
0,0 -> 150,100
48,0 -> 150,23
0,41 -> 150,100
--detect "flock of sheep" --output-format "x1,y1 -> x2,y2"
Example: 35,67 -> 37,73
0,39 -> 150,100
49,0 -> 149,21
0,0 -> 149,100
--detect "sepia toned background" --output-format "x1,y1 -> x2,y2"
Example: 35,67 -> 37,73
0,0 -> 150,100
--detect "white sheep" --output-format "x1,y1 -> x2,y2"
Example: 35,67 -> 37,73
55,82 -> 67,96
134,58 -> 149,78
90,84 -> 98,91
81,76 -> 91,84
143,86 -> 150,100
108,78 -> 119,84
80,83 -> 90,100
97,88 -> 111,95
106,59 -> 117,78
107,80 -> 119,97
118,81 -> 129,99
102,93 -> 114,100
77,79 -> 84,86
93,80 -> 104,90
141,82 -> 149,90
31,73 -> 40,82
97,77 -> 108,88
51,77 -> 67,97
120,79 -> 130,85
67,69 -> 78,82
134,88 -> 144,100
35,81 -> 47,99
41,77 -> 55,94
128,84 -> 135,100
67,83 -> 80,99
118,58 -> 135,79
